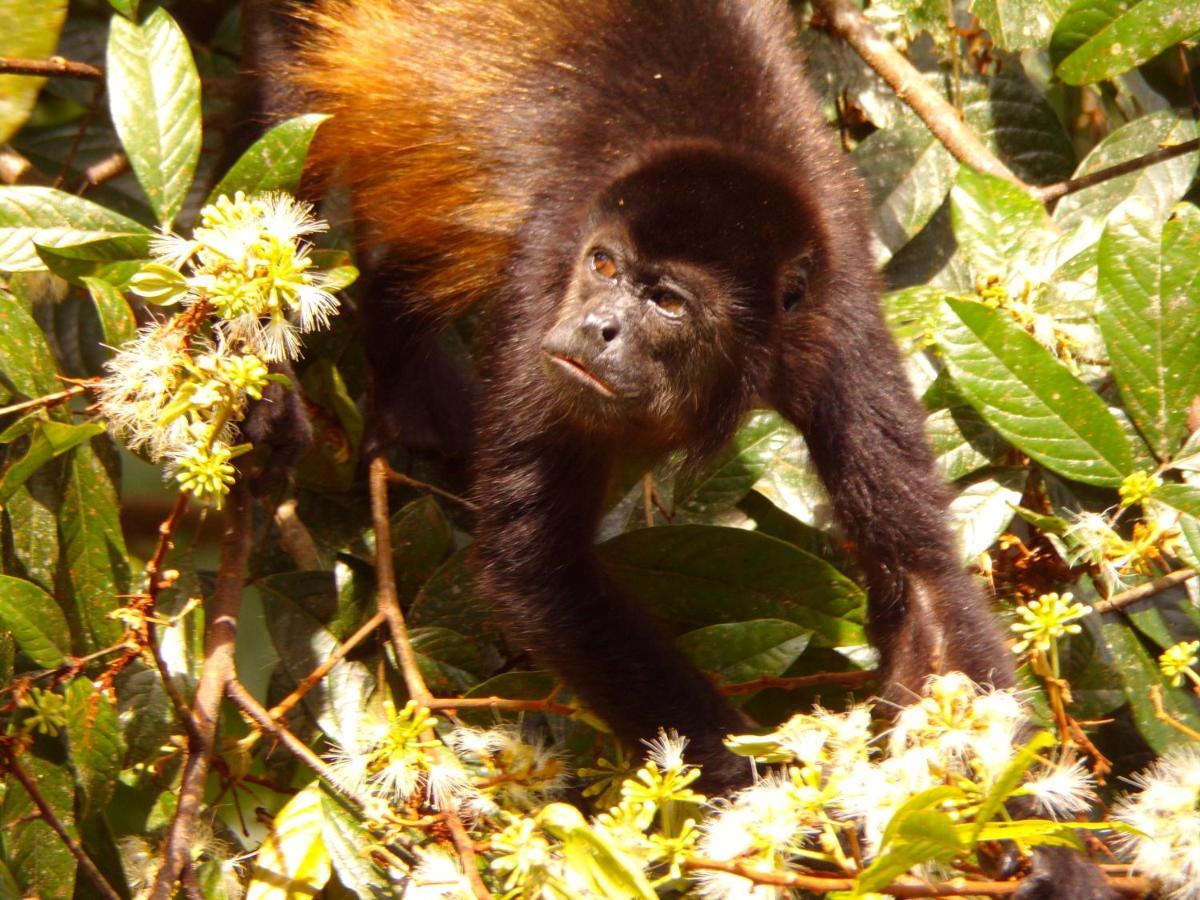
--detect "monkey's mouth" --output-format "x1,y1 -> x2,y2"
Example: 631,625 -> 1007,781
546,353 -> 619,399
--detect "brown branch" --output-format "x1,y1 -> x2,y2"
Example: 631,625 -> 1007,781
1149,684 -> 1200,741
0,384 -> 90,417
57,81 -> 105,190
424,695 -> 578,717
268,611 -> 385,720
370,455 -> 432,704
684,858 -> 1149,897
1035,138 -> 1200,204
77,152 -> 129,193
809,0 -> 1023,187
273,498 -> 323,570
2,748 -> 122,900
0,56 -> 103,79
148,481 -> 253,900
720,669 -> 877,697
1093,567 -> 1196,614
370,456 -> 490,898
383,462 -> 477,511
0,150 -> 36,185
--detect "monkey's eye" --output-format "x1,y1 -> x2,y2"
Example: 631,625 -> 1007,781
590,249 -> 618,280
781,267 -> 808,313
650,289 -> 686,319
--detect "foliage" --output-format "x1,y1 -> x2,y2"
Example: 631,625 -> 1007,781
0,0 -> 1198,898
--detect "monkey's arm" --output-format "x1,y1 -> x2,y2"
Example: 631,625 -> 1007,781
773,304 -> 1014,697
471,427 -> 752,790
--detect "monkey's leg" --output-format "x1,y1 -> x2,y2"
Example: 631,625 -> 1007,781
471,428 -> 753,791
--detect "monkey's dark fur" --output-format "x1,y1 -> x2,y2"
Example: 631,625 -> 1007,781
240,2 -> 1113,894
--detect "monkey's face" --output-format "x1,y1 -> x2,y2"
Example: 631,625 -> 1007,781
541,227 -> 742,446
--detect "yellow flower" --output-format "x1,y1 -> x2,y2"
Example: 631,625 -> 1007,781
1158,640 -> 1200,688
1119,470 -> 1162,507
1011,592 -> 1089,655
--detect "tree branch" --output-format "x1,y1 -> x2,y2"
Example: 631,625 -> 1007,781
2,748 -> 122,900
809,0 -> 1024,187
0,56 -> 103,79
1034,138 -> 1200,204
148,481 -> 253,900
1093,567 -> 1196,614
720,669 -> 877,697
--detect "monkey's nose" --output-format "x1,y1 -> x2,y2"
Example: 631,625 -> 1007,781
583,312 -> 621,343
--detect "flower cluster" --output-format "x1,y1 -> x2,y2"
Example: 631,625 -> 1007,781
1159,640 -> 1200,689
97,192 -> 351,506
1113,747 -> 1200,899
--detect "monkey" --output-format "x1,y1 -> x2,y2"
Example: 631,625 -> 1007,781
235,1 -> 1115,894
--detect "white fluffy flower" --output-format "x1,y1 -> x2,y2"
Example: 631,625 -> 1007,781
1113,747 -> 1200,899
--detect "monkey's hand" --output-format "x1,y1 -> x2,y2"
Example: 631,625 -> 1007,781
1013,846 -> 1118,900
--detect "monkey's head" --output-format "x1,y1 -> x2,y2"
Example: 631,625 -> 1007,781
541,142 -> 823,452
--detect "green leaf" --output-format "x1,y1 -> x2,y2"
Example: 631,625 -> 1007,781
0,575 -> 70,666
106,7 -> 201,228
1100,616 -> 1200,753
108,0 -> 138,17
0,187 -> 152,273
246,784 -> 332,900
0,292 -> 63,401
35,235 -> 151,288
82,276 -> 138,348
970,0 -> 1071,49
1097,203 -> 1200,460
389,496 -> 453,600
60,441 -> 129,649
1154,483 -> 1200,518
0,754 -> 76,898
0,1 -> 69,143
258,573 -> 377,745
971,731 -> 1055,840
538,803 -> 657,900
675,410 -> 795,522
408,548 -> 501,644
319,789 -> 391,897
949,468 -> 1026,560
927,407 -> 1009,481
936,298 -> 1133,486
950,167 -> 1056,277
677,619 -> 811,684
1054,112 -> 1198,244
1051,0 -> 1200,85
64,677 -> 124,820
968,819 -> 1086,847
0,420 -> 106,506
207,113 -> 330,205
3,480 -> 61,594
857,808 -> 962,895
600,525 -> 865,647
409,626 -> 482,696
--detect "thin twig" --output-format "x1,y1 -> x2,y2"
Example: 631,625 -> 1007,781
1034,138 -> 1200,204
1149,684 -> 1200,741
369,455 -> 489,898
683,857 -> 1149,897
268,611 -> 385,720
370,455 -> 433,704
383,462 -> 477,511
56,81 -> 105,190
76,152 -> 129,194
2,748 -> 122,900
809,0 -> 1023,186
720,669 -> 877,697
148,481 -> 253,900
0,56 -> 103,79
424,694 -> 578,717
0,384 -> 90,418
1093,568 -> 1196,614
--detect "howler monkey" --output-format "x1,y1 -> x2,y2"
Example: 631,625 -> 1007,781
240,1 -> 1111,894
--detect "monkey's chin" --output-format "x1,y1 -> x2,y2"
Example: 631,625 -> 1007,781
544,353 -> 621,400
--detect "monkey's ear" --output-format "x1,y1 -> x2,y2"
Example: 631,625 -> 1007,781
778,258 -> 810,314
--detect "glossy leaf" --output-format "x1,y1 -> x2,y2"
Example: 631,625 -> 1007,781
207,113 -> 330,205
600,525 -> 866,647
81,276 -> 138,348
106,7 -> 201,228
950,167 -> 1056,276
0,187 -> 152,272
1097,203 -> 1200,460
949,468 -> 1026,560
60,441 -> 129,649
64,677 -> 124,820
0,754 -> 76,898
1051,0 -> 1200,85
937,298 -> 1133,486
246,784 -> 332,900
0,575 -> 70,667
0,420 -> 106,506
677,619 -> 812,684
0,290 -> 66,401
971,0 -> 1071,49
36,235 -> 151,288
